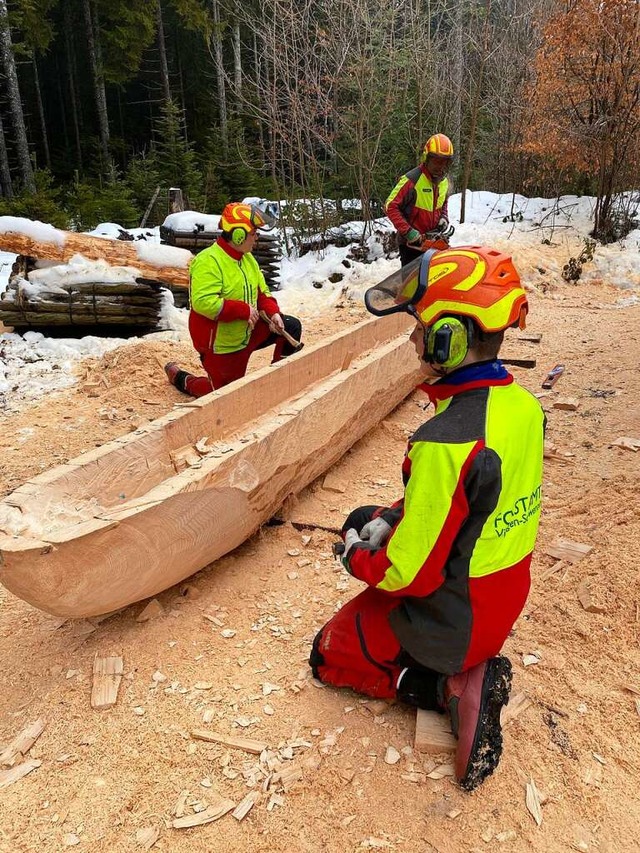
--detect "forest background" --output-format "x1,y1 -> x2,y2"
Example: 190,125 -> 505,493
0,0 -> 638,245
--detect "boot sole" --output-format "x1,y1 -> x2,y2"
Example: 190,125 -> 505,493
459,656 -> 512,791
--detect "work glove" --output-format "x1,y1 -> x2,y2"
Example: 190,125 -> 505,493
359,517 -> 392,548
405,228 -> 423,246
438,216 -> 449,229
342,528 -> 364,569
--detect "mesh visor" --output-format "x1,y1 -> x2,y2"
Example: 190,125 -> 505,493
250,203 -> 278,231
364,250 -> 435,316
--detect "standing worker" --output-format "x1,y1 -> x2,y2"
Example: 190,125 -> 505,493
310,247 -> 545,791
165,202 -> 302,396
385,133 -> 454,266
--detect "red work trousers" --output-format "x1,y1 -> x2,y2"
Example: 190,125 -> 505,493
310,587 -> 405,699
184,318 -> 288,398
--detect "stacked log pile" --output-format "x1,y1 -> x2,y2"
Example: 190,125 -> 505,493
160,224 -> 282,289
0,260 -> 173,331
0,216 -> 281,333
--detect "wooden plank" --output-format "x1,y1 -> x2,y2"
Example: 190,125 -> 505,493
190,730 -> 267,755
0,316 -> 419,618
543,538 -> 593,564
0,720 -> 46,767
91,655 -> 124,709
414,709 -> 456,754
0,759 -> 41,790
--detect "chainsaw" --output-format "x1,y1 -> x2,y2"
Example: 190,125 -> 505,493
417,223 -> 455,252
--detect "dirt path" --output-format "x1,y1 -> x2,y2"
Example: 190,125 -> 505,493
1,277 -> 639,853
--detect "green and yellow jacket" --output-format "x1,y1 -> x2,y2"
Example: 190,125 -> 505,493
343,361 -> 545,674
188,238 -> 279,355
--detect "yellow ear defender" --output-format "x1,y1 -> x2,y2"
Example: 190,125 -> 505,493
424,316 -> 473,368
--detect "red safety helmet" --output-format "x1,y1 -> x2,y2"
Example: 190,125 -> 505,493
365,246 -> 528,332
220,202 -> 277,246
420,133 -> 454,163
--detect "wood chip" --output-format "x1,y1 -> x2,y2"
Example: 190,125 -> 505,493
0,758 -> 42,790
522,654 -> 539,667
137,599 -> 164,621
384,746 -> 401,765
414,709 -> 456,754
501,692 -> 532,727
526,778 -> 543,825
0,719 -> 46,767
363,699 -> 391,717
135,826 -> 160,849
172,795 -> 235,828
517,333 -> 542,343
272,765 -> 303,790
577,580 -> 607,614
322,472 -> 347,493
173,790 -> 189,818
232,791 -> 260,821
91,655 -> 124,710
190,730 -> 267,754
552,397 -> 579,411
538,561 -> 567,582
610,436 -> 640,452
426,763 -> 455,779
543,538 -> 593,564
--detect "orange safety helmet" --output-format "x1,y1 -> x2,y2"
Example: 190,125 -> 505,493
364,246 -> 528,332
420,133 -> 454,163
219,202 -> 277,246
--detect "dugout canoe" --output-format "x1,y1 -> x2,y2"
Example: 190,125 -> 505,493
0,313 -> 419,618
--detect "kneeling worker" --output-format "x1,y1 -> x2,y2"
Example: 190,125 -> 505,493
310,247 -> 545,791
165,202 -> 302,396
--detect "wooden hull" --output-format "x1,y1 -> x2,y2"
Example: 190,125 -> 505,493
0,314 -> 420,617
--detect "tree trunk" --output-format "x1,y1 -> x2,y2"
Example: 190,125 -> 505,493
156,0 -> 171,104
211,0 -> 228,158
459,0 -> 491,224
0,109 -> 13,197
32,55 -> 51,171
0,0 -> 35,192
232,22 -> 242,101
82,0 -> 112,173
63,8 -> 83,171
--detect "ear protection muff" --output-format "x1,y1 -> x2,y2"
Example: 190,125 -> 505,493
424,316 -> 474,368
229,226 -> 250,246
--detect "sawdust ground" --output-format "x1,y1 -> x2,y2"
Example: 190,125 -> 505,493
1,278 -> 640,853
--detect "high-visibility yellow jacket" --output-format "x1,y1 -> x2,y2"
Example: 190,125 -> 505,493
188,239 -> 279,355
344,362 -> 545,674
385,165 -> 449,239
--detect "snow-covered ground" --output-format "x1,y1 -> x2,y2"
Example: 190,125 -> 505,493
1,191 -> 639,411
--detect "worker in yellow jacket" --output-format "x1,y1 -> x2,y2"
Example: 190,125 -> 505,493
165,202 -> 302,396
311,247 -> 545,791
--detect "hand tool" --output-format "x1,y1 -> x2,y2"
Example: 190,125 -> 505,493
259,310 -> 304,352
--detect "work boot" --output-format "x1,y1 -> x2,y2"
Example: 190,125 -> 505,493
440,656 -> 512,791
164,361 -> 190,394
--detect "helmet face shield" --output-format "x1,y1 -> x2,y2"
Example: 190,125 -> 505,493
364,251 -> 437,317
250,203 -> 278,231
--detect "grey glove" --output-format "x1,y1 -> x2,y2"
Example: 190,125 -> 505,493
438,216 -> 449,229
359,517 -> 392,548
342,528 -> 363,568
